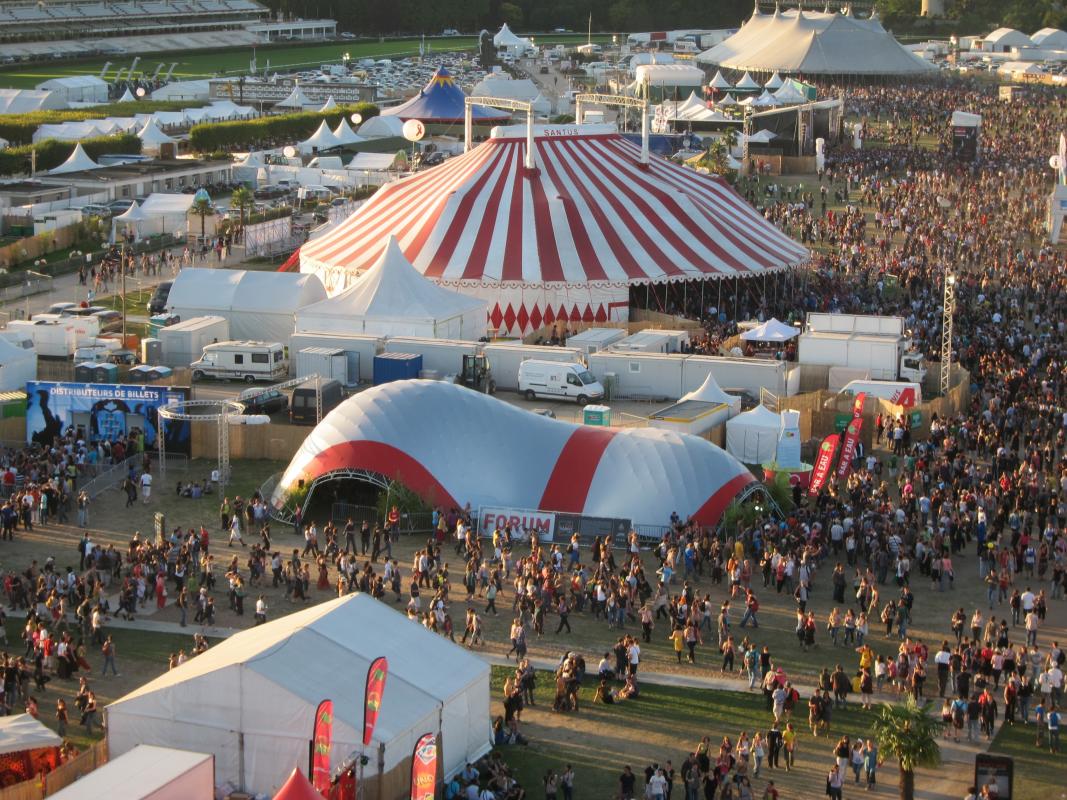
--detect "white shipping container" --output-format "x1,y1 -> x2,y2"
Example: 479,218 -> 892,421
159,315 -> 230,368
798,332 -> 902,381
482,344 -> 582,391
564,327 -> 626,354
32,313 -> 100,346
289,332 -> 383,383
383,337 -> 479,376
6,319 -> 78,358
295,347 -> 348,386
587,352 -> 686,399
681,355 -> 789,398
805,312 -> 904,337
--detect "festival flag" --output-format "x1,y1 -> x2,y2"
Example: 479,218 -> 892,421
410,733 -> 437,800
851,391 -> 867,418
808,433 -> 840,496
311,699 -> 334,795
363,656 -> 389,746
835,416 -> 865,481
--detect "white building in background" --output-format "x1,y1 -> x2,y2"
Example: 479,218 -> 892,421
34,76 -> 109,105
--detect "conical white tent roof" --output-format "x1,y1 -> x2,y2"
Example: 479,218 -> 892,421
677,91 -> 707,116
114,201 -> 149,223
332,118 -> 363,145
275,86 -> 312,109
716,93 -> 739,107
744,90 -> 779,107
295,236 -> 487,339
117,87 -> 136,103
764,71 -> 784,89
299,119 -> 342,153
237,151 -> 264,167
725,403 -> 782,463
773,82 -> 808,104
319,96 -> 338,112
137,118 -> 176,146
741,317 -> 798,342
745,128 -> 777,143
735,71 -> 761,90
493,23 -> 527,47
682,371 -> 738,405
709,70 -> 734,89
49,143 -> 100,175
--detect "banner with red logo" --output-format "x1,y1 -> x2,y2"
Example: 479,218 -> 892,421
409,732 -> 437,800
851,392 -> 866,418
329,769 -> 356,800
808,434 -> 839,496
835,416 -> 864,481
363,657 -> 388,746
311,699 -> 333,795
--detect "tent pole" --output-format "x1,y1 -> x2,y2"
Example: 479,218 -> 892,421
646,284 -> 649,310
700,280 -> 705,320
640,101 -> 650,165
463,102 -> 472,152
734,277 -> 739,321
525,106 -> 535,170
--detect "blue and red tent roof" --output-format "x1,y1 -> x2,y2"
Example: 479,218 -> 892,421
382,66 -> 511,125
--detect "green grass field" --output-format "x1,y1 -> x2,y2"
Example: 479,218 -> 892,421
0,34 -> 612,89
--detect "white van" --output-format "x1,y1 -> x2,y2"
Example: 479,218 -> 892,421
839,380 -> 922,408
191,340 -> 288,383
518,360 -> 605,405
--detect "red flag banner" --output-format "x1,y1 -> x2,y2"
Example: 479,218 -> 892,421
808,434 -> 840,496
836,417 -> 865,480
311,699 -> 334,796
410,733 -> 437,800
363,656 -> 389,746
852,392 -> 867,418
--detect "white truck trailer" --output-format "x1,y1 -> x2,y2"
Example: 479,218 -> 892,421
800,312 -> 926,382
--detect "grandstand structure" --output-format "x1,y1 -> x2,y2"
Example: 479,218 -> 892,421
0,1 -> 336,60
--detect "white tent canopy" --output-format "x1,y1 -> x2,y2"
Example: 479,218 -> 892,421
493,22 -> 532,50
773,82 -> 809,104
332,118 -> 364,145
357,115 -> 405,139
734,71 -> 761,90
299,119 -> 342,154
117,88 -> 135,103
166,268 -> 326,341
295,236 -> 487,339
470,77 -> 540,102
105,594 -> 491,797
764,71 -> 784,89
744,129 -> 777,143
0,714 -> 62,755
319,96 -> 338,112
743,90 -> 779,107
0,89 -> 64,115
348,151 -> 398,171
0,336 -> 36,392
741,317 -> 798,342
709,70 -> 734,89
725,404 -> 782,464
137,118 -> 176,149
634,64 -> 705,88
112,201 -> 149,240
716,93 -> 739,107
49,143 -> 101,175
275,85 -> 313,109
683,371 -> 740,408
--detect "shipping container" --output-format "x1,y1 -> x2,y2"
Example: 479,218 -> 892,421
805,312 -> 905,337
289,332 -> 383,384
32,312 -> 100,346
383,337 -> 479,376
295,347 -> 349,385
373,352 -> 422,385
681,355 -> 791,398
158,316 -> 230,368
563,327 -> 627,354
610,330 -> 674,354
482,343 -> 583,391
6,319 -> 78,358
587,352 -> 687,399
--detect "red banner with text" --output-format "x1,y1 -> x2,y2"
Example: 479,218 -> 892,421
363,656 -> 389,746
311,699 -> 333,796
852,392 -> 867,418
808,433 -> 840,496
410,733 -> 437,800
836,416 -> 864,481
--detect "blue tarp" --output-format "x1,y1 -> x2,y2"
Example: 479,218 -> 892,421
383,67 -> 511,125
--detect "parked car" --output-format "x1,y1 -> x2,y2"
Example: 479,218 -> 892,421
80,204 -> 112,218
237,387 -> 288,415
91,309 -> 123,333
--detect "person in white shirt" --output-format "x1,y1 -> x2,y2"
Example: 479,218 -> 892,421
647,769 -> 667,800
254,595 -> 267,625
139,471 -> 152,503
627,640 -> 641,676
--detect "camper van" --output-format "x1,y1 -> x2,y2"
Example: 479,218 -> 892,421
517,360 -> 604,405
289,378 -> 343,424
838,380 -> 922,409
191,341 -> 288,383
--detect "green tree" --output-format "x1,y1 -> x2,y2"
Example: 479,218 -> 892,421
500,1 -> 524,26
872,697 -> 944,800
230,186 -> 254,232
191,197 -> 214,242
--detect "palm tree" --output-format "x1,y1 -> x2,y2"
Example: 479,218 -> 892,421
230,186 -> 253,239
872,697 -> 944,800
191,197 -> 213,243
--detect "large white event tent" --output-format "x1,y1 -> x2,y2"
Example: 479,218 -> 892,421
299,119 -> 342,154
296,236 -> 487,339
0,89 -> 64,114
741,317 -> 799,342
48,143 -> 101,175
0,336 -> 36,392
725,403 -> 782,464
357,115 -> 405,139
105,594 -> 491,798
296,122 -> 808,336
493,22 -> 534,55
137,119 -> 176,155
166,268 -> 326,341
274,380 -> 757,528
698,6 -> 937,75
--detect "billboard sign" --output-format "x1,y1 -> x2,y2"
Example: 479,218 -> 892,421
478,506 -> 556,541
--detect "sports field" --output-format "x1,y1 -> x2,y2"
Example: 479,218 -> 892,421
0,34 -> 611,90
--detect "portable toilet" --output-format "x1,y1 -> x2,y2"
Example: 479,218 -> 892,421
92,363 -> 119,383
583,404 -> 612,426
128,365 -> 154,381
141,338 -> 162,365
147,366 -> 173,381
74,362 -> 96,382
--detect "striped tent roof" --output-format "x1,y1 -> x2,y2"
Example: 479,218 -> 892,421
299,123 -> 807,291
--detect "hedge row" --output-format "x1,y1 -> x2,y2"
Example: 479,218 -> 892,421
0,133 -> 142,176
0,100 -> 192,146
188,103 -> 379,152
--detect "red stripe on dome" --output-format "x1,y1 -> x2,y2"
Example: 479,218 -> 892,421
691,472 -> 756,527
298,441 -> 459,509
538,427 -> 617,513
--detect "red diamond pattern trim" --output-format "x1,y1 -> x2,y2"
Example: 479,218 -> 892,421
516,305 -> 529,331
489,305 -> 504,330
529,305 -> 542,330
503,304 -> 517,331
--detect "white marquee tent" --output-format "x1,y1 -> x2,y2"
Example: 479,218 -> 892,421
299,119 -> 342,154
105,594 -> 491,797
741,317 -> 798,342
649,372 -> 740,436
358,115 -> 405,139
275,85 -> 313,109
35,75 -> 108,104
48,143 -> 101,175
0,714 -> 62,754
0,89 -> 64,114
0,336 -> 36,392
137,119 -> 176,154
295,236 -> 487,339
333,118 -> 364,145
469,77 -> 540,103
725,403 -> 782,464
166,268 -> 326,341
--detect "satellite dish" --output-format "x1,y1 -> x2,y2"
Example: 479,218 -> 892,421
135,87 -> 146,98
283,145 -> 297,158
351,113 -> 363,125
402,119 -> 426,142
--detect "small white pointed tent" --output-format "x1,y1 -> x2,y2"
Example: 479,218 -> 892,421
117,87 -> 136,103
650,371 -> 741,436
493,23 -> 527,48
725,404 -> 782,464
709,70 -> 734,90
716,93 -> 739,107
745,128 -> 777,143
137,118 -> 176,154
773,82 -> 808,104
764,71 -> 784,90
745,89 -> 779,107
49,143 -> 100,175
357,115 -> 405,139
237,151 -> 264,167
111,201 -> 149,241
319,96 -> 338,112
0,336 -> 36,392
275,85 -> 312,109
298,119 -> 341,154
741,317 -> 798,342
735,71 -> 761,91
295,236 -> 487,339
332,118 -> 364,145
676,91 -> 707,117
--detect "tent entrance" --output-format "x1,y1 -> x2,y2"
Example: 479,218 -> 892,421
301,468 -> 389,523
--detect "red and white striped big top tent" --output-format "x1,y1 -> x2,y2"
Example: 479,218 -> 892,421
297,122 -> 807,336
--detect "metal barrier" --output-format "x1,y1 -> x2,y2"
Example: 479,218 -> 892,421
81,453 -> 187,499
633,524 -> 672,544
